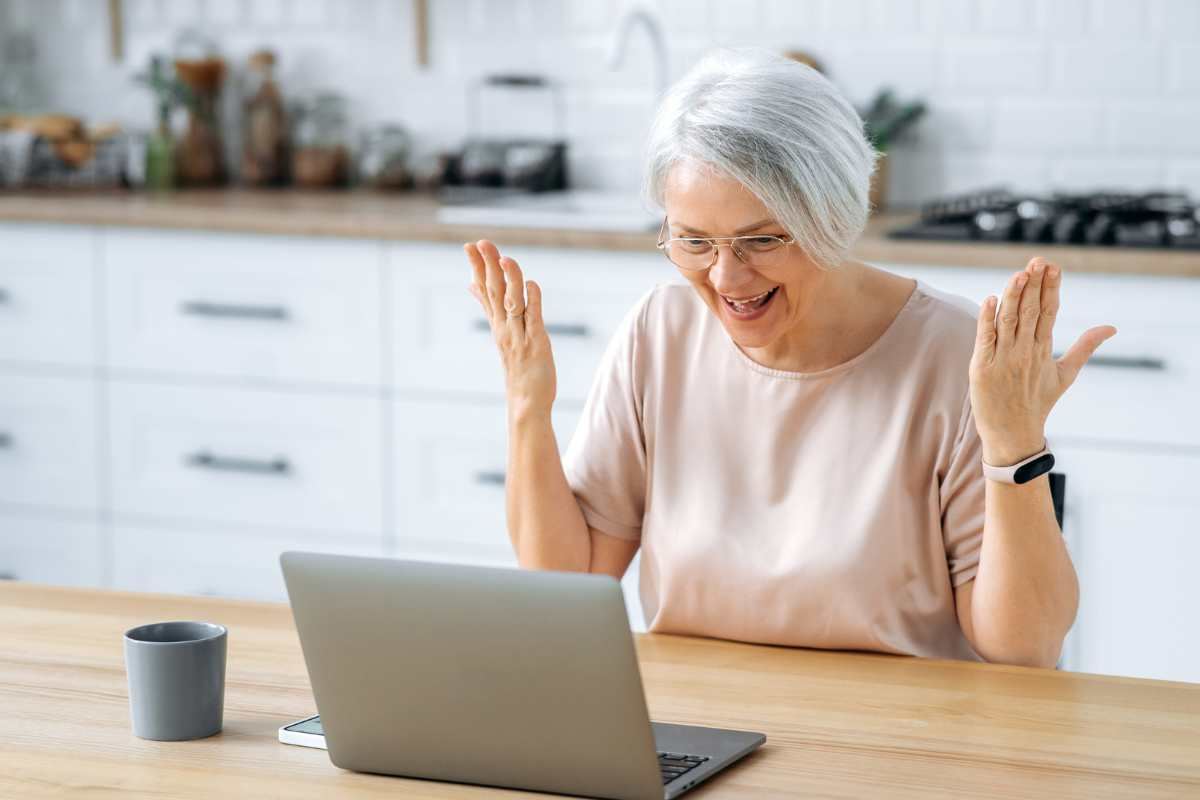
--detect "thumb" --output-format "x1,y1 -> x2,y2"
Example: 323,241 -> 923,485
1057,325 -> 1117,386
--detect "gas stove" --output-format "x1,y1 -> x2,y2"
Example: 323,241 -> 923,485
888,189 -> 1200,249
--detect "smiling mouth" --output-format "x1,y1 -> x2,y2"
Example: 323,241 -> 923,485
721,286 -> 779,315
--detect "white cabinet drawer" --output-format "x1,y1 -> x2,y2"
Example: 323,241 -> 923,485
0,513 -> 103,587
112,523 -> 382,602
392,397 -> 579,565
109,381 -> 383,536
1054,445 -> 1200,683
886,265 -> 1200,447
0,373 -> 99,512
389,243 -> 661,402
105,230 -> 382,386
0,223 -> 96,367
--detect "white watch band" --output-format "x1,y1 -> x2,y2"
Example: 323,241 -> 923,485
982,446 -> 1055,485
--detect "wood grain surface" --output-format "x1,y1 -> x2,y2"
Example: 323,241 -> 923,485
2,582 -> 1198,799
0,189 -> 1196,277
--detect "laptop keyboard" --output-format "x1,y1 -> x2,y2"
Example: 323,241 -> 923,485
658,751 -> 708,785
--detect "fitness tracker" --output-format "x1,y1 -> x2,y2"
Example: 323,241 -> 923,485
982,446 -> 1055,485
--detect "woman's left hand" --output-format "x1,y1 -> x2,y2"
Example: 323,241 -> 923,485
969,257 -> 1117,466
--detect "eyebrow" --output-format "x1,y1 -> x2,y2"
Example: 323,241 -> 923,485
673,218 -> 779,236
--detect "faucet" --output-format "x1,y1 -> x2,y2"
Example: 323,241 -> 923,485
607,3 -> 669,99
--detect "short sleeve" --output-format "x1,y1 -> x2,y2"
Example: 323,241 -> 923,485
561,289 -> 655,541
941,389 -> 986,587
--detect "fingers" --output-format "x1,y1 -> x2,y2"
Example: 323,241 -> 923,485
995,270 -> 1027,350
1057,325 -> 1118,387
478,239 -> 507,322
1015,258 -> 1047,350
525,280 -> 544,341
1033,262 -> 1061,351
500,255 -> 527,337
464,243 -> 491,318
973,295 -> 998,365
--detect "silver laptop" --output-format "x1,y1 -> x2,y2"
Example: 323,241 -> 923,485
280,552 -> 765,799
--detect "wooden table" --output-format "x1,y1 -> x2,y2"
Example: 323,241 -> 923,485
3,583 -> 1198,798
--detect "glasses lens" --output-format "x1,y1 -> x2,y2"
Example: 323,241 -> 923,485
665,239 -> 714,270
733,236 -> 788,266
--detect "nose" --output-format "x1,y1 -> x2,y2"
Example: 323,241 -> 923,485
707,244 -> 754,294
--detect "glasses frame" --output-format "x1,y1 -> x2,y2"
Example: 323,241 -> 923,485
655,217 -> 797,271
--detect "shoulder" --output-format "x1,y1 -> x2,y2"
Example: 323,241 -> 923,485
902,281 -> 981,370
620,282 -> 709,341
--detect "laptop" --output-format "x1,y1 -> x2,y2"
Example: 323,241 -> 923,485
280,552 -> 765,799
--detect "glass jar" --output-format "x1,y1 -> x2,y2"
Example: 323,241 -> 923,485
292,92 -> 350,188
358,124 -> 411,190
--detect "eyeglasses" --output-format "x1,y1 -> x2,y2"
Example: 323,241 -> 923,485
656,218 -> 797,271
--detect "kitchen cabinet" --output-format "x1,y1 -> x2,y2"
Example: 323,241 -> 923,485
1053,445 -> 1200,683
111,522 -> 383,602
107,380 -> 385,537
0,224 -> 97,368
0,372 -> 100,513
105,229 -> 384,387
0,513 -> 103,587
0,220 -> 1193,678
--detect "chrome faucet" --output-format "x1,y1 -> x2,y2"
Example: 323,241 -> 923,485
607,3 -> 669,99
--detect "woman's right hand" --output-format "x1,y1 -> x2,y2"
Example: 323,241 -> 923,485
465,240 -> 557,420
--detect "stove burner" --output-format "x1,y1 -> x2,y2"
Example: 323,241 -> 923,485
888,189 -> 1200,249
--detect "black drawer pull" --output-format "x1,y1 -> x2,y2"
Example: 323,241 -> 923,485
474,470 -> 506,486
0,571 -> 16,581
0,288 -> 9,303
185,451 -> 291,475
0,432 -> 12,448
472,318 -> 589,337
1055,352 -> 1166,371
181,300 -> 290,321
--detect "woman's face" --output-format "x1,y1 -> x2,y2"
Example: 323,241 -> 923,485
662,162 -> 827,354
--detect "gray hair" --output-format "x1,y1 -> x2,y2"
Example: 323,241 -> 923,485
643,48 -> 877,269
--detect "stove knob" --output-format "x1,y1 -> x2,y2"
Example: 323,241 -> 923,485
1053,212 -> 1085,244
1084,213 -> 1117,246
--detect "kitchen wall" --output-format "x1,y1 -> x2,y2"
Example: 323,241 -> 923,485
3,0 -> 1199,205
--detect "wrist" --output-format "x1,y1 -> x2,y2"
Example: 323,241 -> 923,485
981,433 -> 1047,467
507,401 -> 553,430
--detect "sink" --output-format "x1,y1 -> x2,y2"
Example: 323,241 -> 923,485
436,191 -> 661,233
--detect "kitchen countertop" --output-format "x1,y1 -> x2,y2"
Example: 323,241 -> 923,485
4,582 -> 1200,799
1,189 -> 1197,277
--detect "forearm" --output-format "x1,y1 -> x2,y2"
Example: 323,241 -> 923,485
971,475 -> 1079,667
506,409 -> 592,572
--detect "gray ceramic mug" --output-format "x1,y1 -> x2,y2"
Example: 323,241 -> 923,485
124,621 -> 227,741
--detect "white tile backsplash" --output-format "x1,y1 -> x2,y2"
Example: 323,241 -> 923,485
0,0 -> 1195,203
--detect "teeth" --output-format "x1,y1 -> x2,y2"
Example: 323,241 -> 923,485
725,287 -> 774,313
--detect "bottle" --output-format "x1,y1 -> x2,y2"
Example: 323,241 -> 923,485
143,59 -> 175,191
241,50 -> 288,186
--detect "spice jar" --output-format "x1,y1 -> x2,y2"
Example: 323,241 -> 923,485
292,92 -> 349,188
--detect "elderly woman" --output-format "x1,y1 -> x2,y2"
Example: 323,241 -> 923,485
463,50 -> 1115,668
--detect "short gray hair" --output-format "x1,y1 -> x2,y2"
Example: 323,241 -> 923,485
643,48 -> 877,269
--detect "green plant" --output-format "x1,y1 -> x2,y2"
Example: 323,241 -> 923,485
859,88 -> 926,152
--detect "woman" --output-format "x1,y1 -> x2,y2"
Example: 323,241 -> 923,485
463,50 -> 1116,667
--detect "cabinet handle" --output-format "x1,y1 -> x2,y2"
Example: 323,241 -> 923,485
472,318 -> 589,337
0,432 -> 12,448
185,451 -> 291,475
1054,352 -> 1166,371
474,470 -> 506,486
181,300 -> 290,321
0,288 -> 9,304
0,571 -> 16,581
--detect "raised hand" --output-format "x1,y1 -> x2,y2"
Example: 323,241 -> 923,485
465,239 -> 557,420
969,257 -> 1117,466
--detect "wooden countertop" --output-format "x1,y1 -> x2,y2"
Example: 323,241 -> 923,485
3,583 -> 1199,798
1,189 -> 1197,277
